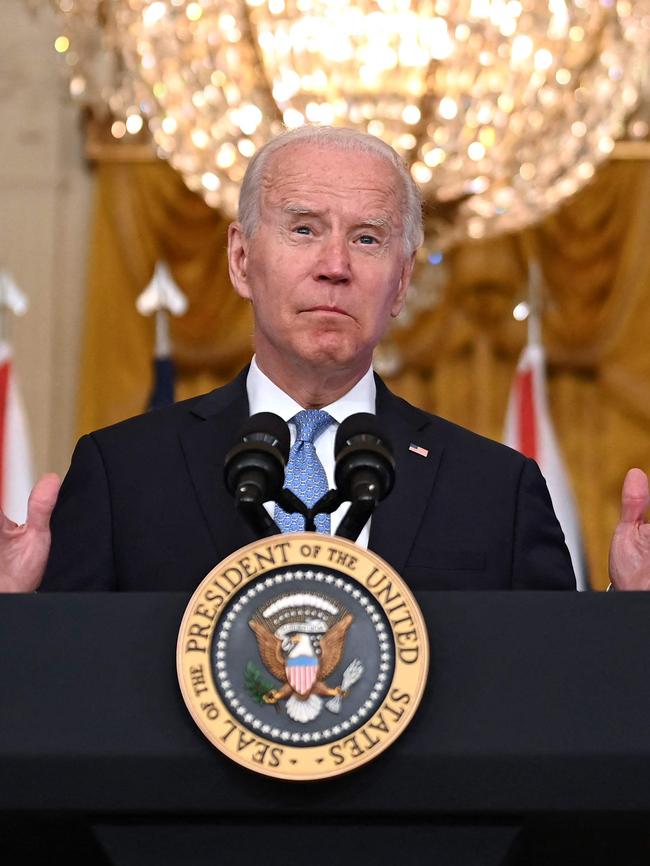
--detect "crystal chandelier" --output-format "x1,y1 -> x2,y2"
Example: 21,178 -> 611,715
50,0 -> 649,247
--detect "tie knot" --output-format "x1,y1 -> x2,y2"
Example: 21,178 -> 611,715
292,409 -> 332,444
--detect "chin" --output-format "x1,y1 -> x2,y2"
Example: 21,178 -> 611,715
295,336 -> 362,370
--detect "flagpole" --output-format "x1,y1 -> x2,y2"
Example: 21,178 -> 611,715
0,274 -> 5,344
136,262 -> 188,410
154,308 -> 171,359
526,259 -> 543,350
0,269 -> 5,345
0,267 -> 29,346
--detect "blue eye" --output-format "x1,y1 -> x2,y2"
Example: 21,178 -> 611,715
295,225 -> 312,235
358,234 -> 377,244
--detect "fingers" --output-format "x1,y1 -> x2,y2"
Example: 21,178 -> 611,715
26,473 -> 61,531
619,467 -> 650,525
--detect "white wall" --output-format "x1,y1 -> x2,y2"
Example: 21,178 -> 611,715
0,1 -> 92,478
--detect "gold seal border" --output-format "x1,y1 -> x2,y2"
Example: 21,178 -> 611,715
177,533 -> 429,781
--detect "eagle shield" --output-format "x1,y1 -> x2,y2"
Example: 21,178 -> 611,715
248,591 -> 361,723
286,655 -> 319,695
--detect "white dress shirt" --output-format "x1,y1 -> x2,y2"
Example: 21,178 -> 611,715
246,356 -> 376,547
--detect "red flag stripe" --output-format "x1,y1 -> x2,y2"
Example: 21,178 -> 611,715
516,368 -> 537,460
0,359 -> 10,504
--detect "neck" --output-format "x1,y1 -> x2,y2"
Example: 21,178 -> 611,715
255,354 -> 370,408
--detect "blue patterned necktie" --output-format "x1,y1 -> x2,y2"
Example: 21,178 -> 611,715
275,409 -> 332,534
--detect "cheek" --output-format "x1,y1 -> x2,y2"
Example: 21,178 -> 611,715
250,280 -> 298,331
255,251 -> 302,290
359,276 -> 403,323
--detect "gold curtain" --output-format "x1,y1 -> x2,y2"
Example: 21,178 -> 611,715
78,158 -> 650,589
78,161 -> 254,432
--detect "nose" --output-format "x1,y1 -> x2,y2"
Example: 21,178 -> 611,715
315,233 -> 351,284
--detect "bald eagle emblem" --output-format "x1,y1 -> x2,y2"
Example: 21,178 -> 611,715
248,592 -> 364,724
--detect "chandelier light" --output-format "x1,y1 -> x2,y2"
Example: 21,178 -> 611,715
50,0 -> 649,247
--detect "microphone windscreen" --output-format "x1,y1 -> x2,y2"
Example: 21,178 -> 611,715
239,412 -> 291,462
334,412 -> 389,459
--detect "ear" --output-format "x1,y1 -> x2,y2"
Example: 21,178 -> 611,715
390,251 -> 416,318
227,222 -> 252,301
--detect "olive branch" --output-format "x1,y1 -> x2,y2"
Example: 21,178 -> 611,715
244,660 -> 276,704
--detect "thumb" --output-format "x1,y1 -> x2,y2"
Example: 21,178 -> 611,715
26,473 -> 61,531
619,468 -> 650,525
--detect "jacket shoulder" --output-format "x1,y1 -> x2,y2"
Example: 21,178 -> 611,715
377,379 -> 527,468
86,371 -> 248,446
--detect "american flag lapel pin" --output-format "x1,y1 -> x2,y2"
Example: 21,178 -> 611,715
409,443 -> 429,458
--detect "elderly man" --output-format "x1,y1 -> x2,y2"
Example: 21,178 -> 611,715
0,126 -> 648,592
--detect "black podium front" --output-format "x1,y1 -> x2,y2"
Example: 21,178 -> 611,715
1,592 -> 649,865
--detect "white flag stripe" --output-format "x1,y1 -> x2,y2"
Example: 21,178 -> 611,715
0,341 -> 34,524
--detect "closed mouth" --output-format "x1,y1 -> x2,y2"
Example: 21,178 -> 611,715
303,305 -> 349,316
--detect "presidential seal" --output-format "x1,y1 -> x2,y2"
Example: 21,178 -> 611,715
177,534 -> 428,781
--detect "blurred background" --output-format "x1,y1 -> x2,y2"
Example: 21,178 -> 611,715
1,0 -> 649,588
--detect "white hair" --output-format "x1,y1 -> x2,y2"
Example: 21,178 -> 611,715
238,126 -> 424,255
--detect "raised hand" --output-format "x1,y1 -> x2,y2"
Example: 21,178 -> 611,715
609,468 -> 650,591
0,473 -> 61,593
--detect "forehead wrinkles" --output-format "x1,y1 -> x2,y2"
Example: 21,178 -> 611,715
260,149 -> 403,222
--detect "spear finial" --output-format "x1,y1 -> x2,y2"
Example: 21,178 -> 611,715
0,268 -> 29,344
135,262 -> 188,357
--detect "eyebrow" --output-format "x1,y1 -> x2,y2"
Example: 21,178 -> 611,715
360,217 -> 391,230
282,205 -> 392,231
283,204 -> 323,217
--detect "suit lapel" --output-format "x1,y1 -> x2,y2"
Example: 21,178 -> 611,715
178,370 -> 443,572
179,370 -> 257,561
369,378 -> 444,574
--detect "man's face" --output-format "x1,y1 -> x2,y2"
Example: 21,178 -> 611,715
228,142 -> 415,382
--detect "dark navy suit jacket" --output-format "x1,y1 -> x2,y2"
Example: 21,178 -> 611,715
41,370 -> 576,592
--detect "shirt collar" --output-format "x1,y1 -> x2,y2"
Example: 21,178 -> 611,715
246,356 -> 376,422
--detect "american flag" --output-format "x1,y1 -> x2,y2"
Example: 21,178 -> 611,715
409,443 -> 429,458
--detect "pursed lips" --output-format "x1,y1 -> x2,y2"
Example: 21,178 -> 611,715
302,305 -> 351,317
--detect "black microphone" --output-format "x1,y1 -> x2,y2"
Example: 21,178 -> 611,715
334,413 -> 395,541
224,413 -> 290,537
